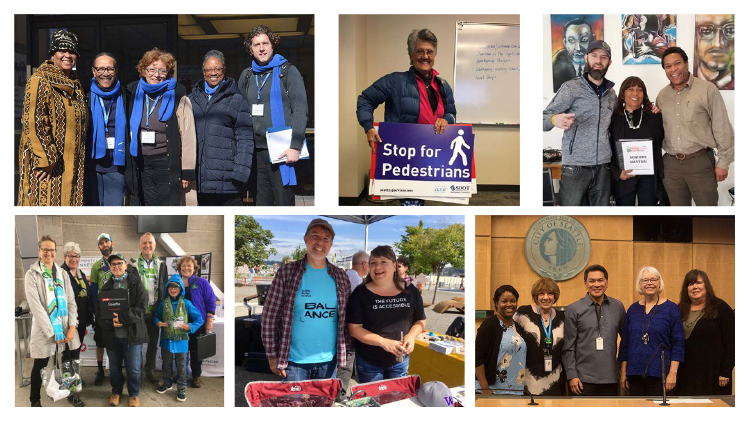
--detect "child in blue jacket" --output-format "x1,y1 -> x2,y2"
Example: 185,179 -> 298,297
154,274 -> 203,402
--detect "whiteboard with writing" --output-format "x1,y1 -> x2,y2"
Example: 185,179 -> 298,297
453,22 -> 520,125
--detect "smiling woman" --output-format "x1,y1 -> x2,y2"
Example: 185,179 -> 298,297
17,30 -> 88,206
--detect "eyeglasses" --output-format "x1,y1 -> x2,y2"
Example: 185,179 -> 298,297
66,254 -> 80,259
146,68 -> 169,76
203,67 -> 225,73
93,66 -> 117,74
415,49 -> 436,58
40,248 -> 56,253
110,262 -> 125,268
697,22 -> 734,41
641,278 -> 660,285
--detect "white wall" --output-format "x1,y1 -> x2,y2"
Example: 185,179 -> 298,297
542,14 -> 735,205
339,14 -> 521,199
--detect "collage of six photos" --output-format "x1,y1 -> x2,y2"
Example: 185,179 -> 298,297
9,7 -> 737,412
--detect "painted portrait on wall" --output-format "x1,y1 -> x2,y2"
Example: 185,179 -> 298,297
550,14 -> 604,92
622,14 -> 676,64
694,14 -> 734,90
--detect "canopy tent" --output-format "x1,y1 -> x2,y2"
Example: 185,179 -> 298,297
321,215 -> 393,252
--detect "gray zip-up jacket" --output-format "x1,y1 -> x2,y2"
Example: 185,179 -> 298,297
543,76 -> 617,166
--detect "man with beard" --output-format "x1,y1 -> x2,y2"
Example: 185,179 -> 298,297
86,53 -> 127,205
656,47 -> 734,206
694,14 -> 734,89
552,18 -> 592,92
543,40 -> 617,206
89,233 -> 114,385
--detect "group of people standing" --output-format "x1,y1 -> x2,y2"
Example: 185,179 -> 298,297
24,232 -> 216,406
476,264 -> 734,397
544,41 -> 734,206
18,25 -> 307,206
262,218 -> 426,387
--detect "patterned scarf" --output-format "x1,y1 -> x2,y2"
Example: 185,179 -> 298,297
74,271 -> 87,298
138,254 -> 160,310
162,294 -> 189,341
41,263 -> 68,341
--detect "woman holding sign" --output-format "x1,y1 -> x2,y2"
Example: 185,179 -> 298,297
608,76 -> 664,206
125,48 -> 197,206
356,28 -> 457,206
347,245 -> 426,382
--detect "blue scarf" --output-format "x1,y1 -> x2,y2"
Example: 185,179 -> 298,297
129,77 -> 177,156
204,79 -> 224,101
42,263 -> 68,341
252,54 -> 298,186
90,79 -> 126,165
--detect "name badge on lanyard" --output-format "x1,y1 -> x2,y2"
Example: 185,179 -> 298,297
100,97 -> 116,149
141,93 -> 162,145
253,73 -> 271,117
544,352 -> 553,372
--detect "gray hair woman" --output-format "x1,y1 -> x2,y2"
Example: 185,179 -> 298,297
356,28 -> 457,206
61,242 -> 92,355
188,49 -> 253,206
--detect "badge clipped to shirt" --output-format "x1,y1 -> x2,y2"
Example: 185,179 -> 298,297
173,316 -> 185,329
596,336 -> 604,351
544,354 -> 553,372
141,130 -> 156,145
252,104 -> 264,116
106,136 -> 115,150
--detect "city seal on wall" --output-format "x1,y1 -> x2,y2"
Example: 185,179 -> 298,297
524,215 -> 591,280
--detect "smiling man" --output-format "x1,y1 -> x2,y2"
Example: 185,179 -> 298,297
261,218 -> 350,381
656,46 -> 734,206
135,232 -> 168,384
86,52 -> 127,206
543,40 -> 617,206
562,264 -> 625,396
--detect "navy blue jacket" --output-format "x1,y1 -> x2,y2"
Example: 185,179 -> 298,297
356,67 -> 457,132
188,77 -> 254,194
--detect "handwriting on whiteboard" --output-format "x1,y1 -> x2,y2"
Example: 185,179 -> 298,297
474,44 -> 520,80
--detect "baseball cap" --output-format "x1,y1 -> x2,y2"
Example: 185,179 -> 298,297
417,381 -> 454,407
586,40 -> 611,57
98,233 -> 112,242
306,218 -> 335,239
106,253 -> 125,264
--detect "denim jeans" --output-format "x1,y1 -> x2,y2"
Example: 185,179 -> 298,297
95,171 -> 126,206
107,337 -> 142,396
558,164 -> 611,206
355,355 -> 410,383
284,358 -> 337,381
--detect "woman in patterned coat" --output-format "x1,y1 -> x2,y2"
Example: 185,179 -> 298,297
18,30 -> 88,206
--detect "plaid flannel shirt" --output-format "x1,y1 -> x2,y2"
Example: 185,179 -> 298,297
261,256 -> 351,369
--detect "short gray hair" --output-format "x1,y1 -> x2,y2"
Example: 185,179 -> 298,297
352,251 -> 369,266
407,29 -> 438,57
635,266 -> 665,295
202,50 -> 225,68
63,241 -> 81,257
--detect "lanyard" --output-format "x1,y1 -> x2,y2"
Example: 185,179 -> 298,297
256,73 -> 271,101
99,97 -> 115,135
641,295 -> 660,341
144,93 -> 163,129
536,305 -> 554,347
593,301 -> 602,338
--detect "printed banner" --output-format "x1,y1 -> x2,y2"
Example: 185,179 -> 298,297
370,122 -> 474,198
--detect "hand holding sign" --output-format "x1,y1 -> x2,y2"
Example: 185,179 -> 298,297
366,128 -> 382,151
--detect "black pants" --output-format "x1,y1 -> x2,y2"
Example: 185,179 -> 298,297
255,149 -> 295,206
144,313 -> 160,373
628,376 -> 666,396
141,153 -> 173,206
198,192 -> 243,206
30,347 -> 81,403
614,175 -> 658,206
188,324 -> 207,378
579,381 -> 618,396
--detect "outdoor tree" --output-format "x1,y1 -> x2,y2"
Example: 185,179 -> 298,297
291,244 -> 307,261
396,221 -> 465,304
282,256 -> 292,265
235,216 -> 276,269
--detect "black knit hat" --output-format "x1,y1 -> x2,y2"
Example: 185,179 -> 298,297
48,30 -> 80,56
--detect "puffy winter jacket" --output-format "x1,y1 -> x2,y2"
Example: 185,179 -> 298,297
356,66 -> 457,133
188,77 -> 254,194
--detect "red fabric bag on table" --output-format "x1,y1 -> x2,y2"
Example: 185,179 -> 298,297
245,378 -> 342,407
350,375 -> 421,405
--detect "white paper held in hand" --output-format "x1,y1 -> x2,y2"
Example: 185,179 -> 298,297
266,126 -> 309,164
